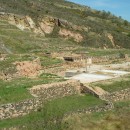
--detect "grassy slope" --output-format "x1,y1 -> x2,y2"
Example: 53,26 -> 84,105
0,73 -> 64,104
0,1 -> 130,129
63,100 -> 130,130
0,0 -> 130,51
92,74 -> 130,92
0,19 -> 79,54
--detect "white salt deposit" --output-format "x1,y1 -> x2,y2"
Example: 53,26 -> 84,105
71,73 -> 112,83
101,70 -> 130,75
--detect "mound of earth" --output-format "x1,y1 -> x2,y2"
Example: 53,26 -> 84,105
14,58 -> 41,77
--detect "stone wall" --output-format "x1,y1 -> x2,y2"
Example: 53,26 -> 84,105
0,98 -> 42,120
29,80 -> 81,99
1,101 -> 113,130
2,80 -> 129,120
64,101 -> 113,118
81,84 -> 109,98
104,88 -> 130,102
0,80 -> 81,120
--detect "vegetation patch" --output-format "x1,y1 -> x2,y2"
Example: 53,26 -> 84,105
62,100 -> 130,130
0,73 -> 64,104
0,94 -> 104,129
91,74 -> 130,92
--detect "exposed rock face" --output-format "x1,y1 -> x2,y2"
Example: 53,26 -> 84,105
9,15 -> 44,36
59,28 -> 83,42
39,16 -> 55,34
107,33 -> 115,47
0,12 -> 84,43
14,58 -> 41,77
0,12 -> 44,36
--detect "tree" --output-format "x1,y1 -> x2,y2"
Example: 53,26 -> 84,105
124,20 -> 128,26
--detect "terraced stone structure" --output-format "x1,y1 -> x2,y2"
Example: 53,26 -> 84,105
0,80 -> 81,120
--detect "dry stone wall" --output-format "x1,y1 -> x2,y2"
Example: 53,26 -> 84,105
0,80 -> 81,120
1,102 -> 113,130
104,88 -> 130,102
65,101 -> 113,117
0,98 -> 42,120
29,80 -> 81,99
1,80 -> 129,120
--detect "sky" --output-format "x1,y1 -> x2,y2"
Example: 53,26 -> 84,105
67,0 -> 130,22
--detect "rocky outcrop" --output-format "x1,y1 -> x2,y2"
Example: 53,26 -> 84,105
0,12 -> 85,43
59,28 -> 83,42
39,16 -> 55,34
107,33 -> 115,47
0,12 -> 44,36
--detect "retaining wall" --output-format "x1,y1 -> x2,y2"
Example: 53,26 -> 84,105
29,80 -> 81,99
0,98 -> 42,120
104,88 -> 130,102
65,101 -> 113,117
0,80 -> 81,120
1,102 -> 113,130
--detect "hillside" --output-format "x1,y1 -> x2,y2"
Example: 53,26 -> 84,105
0,0 -> 130,54
1,1 -> 130,130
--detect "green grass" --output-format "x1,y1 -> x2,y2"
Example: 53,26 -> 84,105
0,0 -> 130,54
0,53 -> 63,104
91,75 -> 130,92
0,19 -> 79,54
40,57 -> 62,67
0,94 -> 105,129
62,100 -> 130,130
0,73 -> 64,104
0,54 -> 62,73
74,47 -> 130,57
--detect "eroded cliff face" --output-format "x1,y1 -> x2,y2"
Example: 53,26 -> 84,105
107,33 -> 115,47
0,12 -> 85,42
59,28 -> 83,42
0,12 -> 44,36
39,16 -> 55,34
